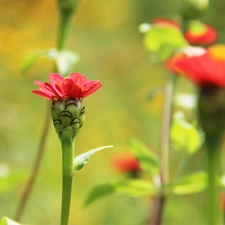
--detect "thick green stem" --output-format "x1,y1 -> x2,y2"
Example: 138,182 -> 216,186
57,12 -> 73,51
60,130 -> 74,225
206,138 -> 220,225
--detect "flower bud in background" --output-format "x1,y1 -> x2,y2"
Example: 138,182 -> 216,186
33,72 -> 102,140
149,18 -> 217,45
180,0 -> 209,20
112,154 -> 141,178
183,20 -> 217,45
168,45 -> 225,138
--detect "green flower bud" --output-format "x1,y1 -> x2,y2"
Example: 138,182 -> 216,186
180,0 -> 209,20
198,86 -> 225,140
51,96 -> 85,140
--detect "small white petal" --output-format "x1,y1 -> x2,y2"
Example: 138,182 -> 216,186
138,23 -> 151,33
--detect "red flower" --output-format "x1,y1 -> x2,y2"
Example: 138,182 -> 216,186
152,18 -> 180,29
184,24 -> 217,45
152,18 -> 217,45
32,72 -> 102,100
112,154 -> 141,173
167,45 -> 225,87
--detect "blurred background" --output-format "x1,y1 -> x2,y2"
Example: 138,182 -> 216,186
0,0 -> 225,224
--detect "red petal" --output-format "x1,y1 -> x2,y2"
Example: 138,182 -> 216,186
83,81 -> 102,98
32,90 -> 52,100
33,80 -> 56,97
49,73 -> 64,96
69,73 -> 89,86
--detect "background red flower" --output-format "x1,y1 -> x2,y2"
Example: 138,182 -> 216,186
167,45 -> 225,87
111,154 -> 141,173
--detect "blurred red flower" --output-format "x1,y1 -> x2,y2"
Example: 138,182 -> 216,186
32,72 -> 102,100
112,154 -> 141,173
167,45 -> 225,87
152,18 -> 217,45
184,24 -> 217,45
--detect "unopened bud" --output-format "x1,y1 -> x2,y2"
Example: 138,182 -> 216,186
180,0 -> 209,20
51,96 -> 85,139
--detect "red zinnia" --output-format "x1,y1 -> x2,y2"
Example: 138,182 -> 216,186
167,45 -> 225,87
112,154 -> 141,173
32,72 -> 102,100
152,18 -> 217,45
184,24 -> 217,45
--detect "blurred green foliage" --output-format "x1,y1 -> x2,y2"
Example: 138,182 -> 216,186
0,0 -> 224,225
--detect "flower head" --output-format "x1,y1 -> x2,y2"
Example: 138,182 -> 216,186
112,154 -> 141,173
152,18 -> 217,45
167,45 -> 225,87
184,22 -> 217,45
32,72 -> 102,100
33,72 -> 102,139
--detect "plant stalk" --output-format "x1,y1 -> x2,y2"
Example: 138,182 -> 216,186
149,73 -> 176,225
57,12 -> 73,51
15,1 -> 78,221
60,131 -> 74,225
206,137 -> 220,225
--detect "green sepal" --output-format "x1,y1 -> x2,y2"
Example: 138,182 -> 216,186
84,179 -> 156,207
51,97 -> 85,140
74,145 -> 113,170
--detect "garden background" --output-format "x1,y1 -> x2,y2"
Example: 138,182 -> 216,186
1,0 -> 225,224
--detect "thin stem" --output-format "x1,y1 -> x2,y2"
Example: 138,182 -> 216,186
148,195 -> 166,225
15,102 -> 51,221
60,131 -> 74,225
160,73 -> 175,185
148,74 -> 176,225
206,138 -> 220,225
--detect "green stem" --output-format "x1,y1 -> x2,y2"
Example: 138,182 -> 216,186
57,12 -> 73,50
60,130 -> 74,225
206,137 -> 220,225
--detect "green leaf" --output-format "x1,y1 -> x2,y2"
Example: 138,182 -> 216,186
143,25 -> 188,61
55,50 -> 80,76
21,48 -> 57,75
170,112 -> 204,154
74,145 -> 113,170
21,48 -> 79,76
0,217 -> 21,225
128,138 -> 159,176
84,179 -> 156,206
165,171 -> 207,195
